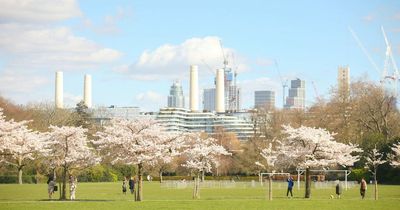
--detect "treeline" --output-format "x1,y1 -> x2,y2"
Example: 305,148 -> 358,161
0,79 -> 399,184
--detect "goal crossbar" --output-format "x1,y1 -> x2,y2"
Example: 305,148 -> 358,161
296,169 -> 352,190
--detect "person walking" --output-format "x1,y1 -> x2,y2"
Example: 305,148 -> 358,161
69,176 -> 77,200
47,176 -> 56,199
286,176 -> 294,198
122,177 -> 127,195
360,178 -> 367,199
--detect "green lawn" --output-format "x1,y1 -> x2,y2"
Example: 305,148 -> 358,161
0,181 -> 399,210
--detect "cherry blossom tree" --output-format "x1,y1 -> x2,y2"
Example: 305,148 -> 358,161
182,133 -> 231,199
93,118 -> 185,201
46,125 -> 99,200
271,125 -> 362,198
0,109 -> 48,184
389,142 -> 400,167
365,144 -> 386,200
2,124 -> 47,184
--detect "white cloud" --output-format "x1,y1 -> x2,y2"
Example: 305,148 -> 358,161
0,0 -> 123,105
0,24 -> 122,67
0,0 -> 81,23
0,69 -> 48,94
64,92 -> 82,108
135,91 -> 165,111
362,14 -> 374,22
79,6 -> 132,35
122,36 -> 249,81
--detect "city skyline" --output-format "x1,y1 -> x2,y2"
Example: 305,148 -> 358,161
0,0 -> 399,111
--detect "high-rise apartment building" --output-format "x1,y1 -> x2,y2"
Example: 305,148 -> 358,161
254,90 -> 275,110
203,88 -> 215,112
167,81 -> 185,108
285,78 -> 305,110
338,65 -> 350,100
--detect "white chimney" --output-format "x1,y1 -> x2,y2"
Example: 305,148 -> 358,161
189,65 -> 199,112
55,71 -> 63,109
84,74 -> 92,108
215,68 -> 225,113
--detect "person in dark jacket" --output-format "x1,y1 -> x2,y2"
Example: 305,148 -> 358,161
335,180 -> 342,199
128,177 -> 135,195
287,176 -> 294,198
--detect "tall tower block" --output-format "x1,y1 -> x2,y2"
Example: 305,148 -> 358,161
189,65 -> 199,112
215,68 -> 225,113
84,74 -> 92,108
338,66 -> 350,100
55,71 -> 63,109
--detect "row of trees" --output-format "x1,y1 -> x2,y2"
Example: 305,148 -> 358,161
0,108 -> 230,201
0,79 -> 400,200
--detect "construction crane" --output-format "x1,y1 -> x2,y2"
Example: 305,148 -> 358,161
311,81 -> 321,101
274,60 -> 288,107
348,26 -> 381,78
219,39 -> 228,69
381,26 -> 400,98
349,26 -> 400,98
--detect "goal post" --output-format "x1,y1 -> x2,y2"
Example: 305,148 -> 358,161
296,169 -> 352,190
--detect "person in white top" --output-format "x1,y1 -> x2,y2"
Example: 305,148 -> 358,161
69,175 -> 77,200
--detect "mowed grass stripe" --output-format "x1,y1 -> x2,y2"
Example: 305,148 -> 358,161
0,182 -> 399,209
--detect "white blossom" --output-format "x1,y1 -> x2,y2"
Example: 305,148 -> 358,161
273,125 -> 362,169
182,133 -> 231,173
389,142 -> 400,167
46,125 -> 99,170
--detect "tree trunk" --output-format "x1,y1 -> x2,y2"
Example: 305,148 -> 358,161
196,174 -> 200,199
159,171 -> 163,183
18,167 -> 23,185
201,170 -> 205,182
18,157 -> 23,184
136,163 -> 143,201
60,165 -> 67,200
374,172 -> 378,200
192,176 -> 197,199
305,168 -> 311,198
268,175 -> 272,200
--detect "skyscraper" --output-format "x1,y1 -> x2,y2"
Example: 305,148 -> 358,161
338,65 -> 350,100
167,80 -> 185,108
203,88 -> 215,112
254,90 -> 275,110
285,78 -> 305,110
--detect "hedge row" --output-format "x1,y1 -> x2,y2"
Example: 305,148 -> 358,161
0,175 -> 37,184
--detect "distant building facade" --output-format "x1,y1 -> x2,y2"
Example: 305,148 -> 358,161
254,90 -> 275,110
157,107 -> 254,140
285,78 -> 305,110
167,81 -> 185,108
338,66 -> 350,100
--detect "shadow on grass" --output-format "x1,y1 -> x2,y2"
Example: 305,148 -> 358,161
38,199 -> 115,202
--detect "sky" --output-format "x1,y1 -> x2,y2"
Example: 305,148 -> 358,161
0,0 -> 399,111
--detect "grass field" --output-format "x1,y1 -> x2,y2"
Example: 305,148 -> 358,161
0,181 -> 399,210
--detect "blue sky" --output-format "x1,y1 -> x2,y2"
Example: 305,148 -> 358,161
0,0 -> 399,111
